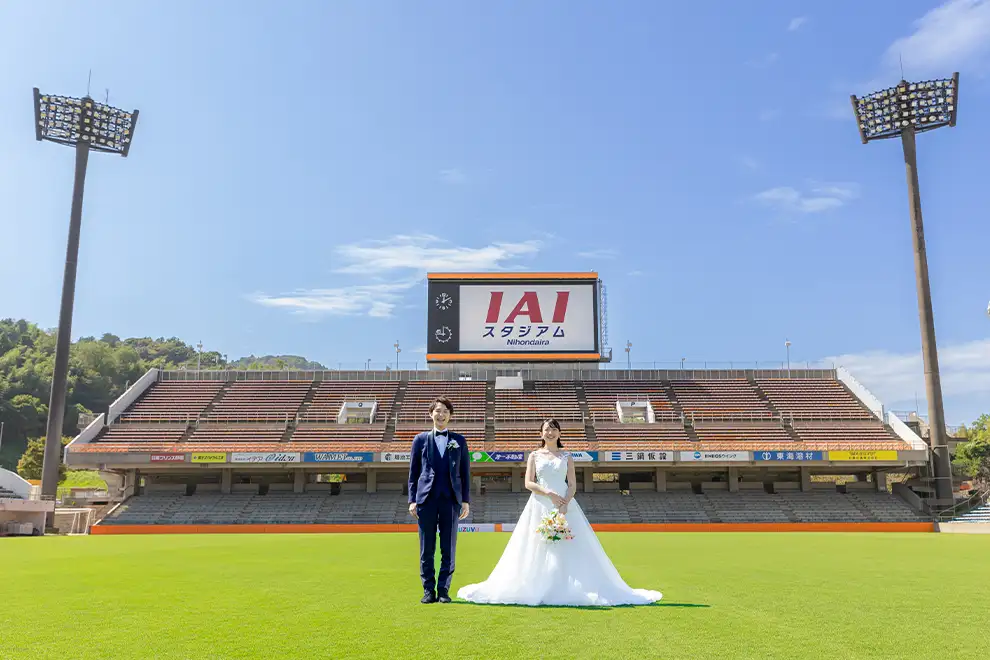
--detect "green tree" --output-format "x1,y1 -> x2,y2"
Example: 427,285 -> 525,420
953,414 -> 990,488
16,436 -> 72,482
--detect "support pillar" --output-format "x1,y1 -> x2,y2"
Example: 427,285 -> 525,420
727,467 -> 739,493
800,467 -> 811,492
511,468 -> 523,493
366,469 -> 378,494
221,469 -> 232,495
873,469 -> 888,493
122,470 -> 139,498
472,475 -> 482,495
293,469 -> 305,494
654,467 -> 667,492
582,467 -> 594,493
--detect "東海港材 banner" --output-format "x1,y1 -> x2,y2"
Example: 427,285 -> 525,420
753,450 -> 824,462
426,273 -> 601,362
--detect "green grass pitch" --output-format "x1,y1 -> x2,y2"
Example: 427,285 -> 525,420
2,532 -> 988,659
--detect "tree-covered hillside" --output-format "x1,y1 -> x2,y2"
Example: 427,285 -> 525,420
0,318 -> 321,470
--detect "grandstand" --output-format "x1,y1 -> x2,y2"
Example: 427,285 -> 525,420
63,365 -> 935,529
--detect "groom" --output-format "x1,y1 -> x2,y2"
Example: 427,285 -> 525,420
408,395 -> 471,603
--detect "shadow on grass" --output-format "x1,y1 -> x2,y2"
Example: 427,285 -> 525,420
450,601 -> 709,610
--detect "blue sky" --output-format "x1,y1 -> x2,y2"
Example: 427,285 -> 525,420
1,1 -> 989,423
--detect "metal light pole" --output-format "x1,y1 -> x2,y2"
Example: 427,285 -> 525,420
680,357 -> 686,370
785,339 -> 791,377
33,88 -> 138,510
197,341 -> 203,371
851,74 -> 958,505
394,340 -> 401,370
625,341 -> 632,370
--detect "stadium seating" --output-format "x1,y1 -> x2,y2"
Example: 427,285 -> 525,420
595,423 -> 690,450
491,423 -> 589,450
494,381 -> 582,421
791,422 -> 906,449
100,489 -> 927,525
304,381 -> 400,422
87,424 -> 188,452
757,379 -> 873,419
951,502 -> 990,523
75,372 -> 911,454
287,424 -> 387,452
398,381 -> 487,423
121,381 -> 223,422
208,381 -> 311,420
670,379 -> 772,419
389,424 -> 486,452
582,380 -> 677,422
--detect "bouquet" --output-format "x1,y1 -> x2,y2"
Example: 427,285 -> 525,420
536,509 -> 574,544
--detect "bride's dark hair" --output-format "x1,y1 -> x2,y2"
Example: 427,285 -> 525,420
539,418 -> 564,449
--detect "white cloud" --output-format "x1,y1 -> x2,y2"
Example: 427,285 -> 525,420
739,156 -> 760,171
747,52 -> 779,68
884,0 -> 990,76
335,234 -> 541,275
251,281 -> 417,318
439,168 -> 467,185
576,248 -> 618,260
788,17 -> 808,32
251,234 -> 542,317
826,338 -> 990,409
753,182 -> 859,214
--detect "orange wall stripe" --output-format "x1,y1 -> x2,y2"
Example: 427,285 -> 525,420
90,521 -> 934,535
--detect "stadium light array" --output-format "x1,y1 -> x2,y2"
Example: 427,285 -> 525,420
850,74 -> 958,506
33,87 -> 139,517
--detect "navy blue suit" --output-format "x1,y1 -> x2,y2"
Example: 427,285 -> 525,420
408,429 -> 471,595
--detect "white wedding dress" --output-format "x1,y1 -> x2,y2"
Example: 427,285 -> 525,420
457,451 -> 663,607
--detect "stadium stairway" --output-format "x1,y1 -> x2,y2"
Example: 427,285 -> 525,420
573,381 -> 598,449
953,502 -> 990,523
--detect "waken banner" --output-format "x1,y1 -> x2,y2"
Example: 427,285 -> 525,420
303,452 -> 373,463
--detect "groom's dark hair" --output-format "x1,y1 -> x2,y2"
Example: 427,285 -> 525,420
429,395 -> 454,415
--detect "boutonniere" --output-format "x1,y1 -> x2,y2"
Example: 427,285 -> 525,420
446,439 -> 459,451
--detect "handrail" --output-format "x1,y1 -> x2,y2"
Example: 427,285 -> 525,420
935,486 -> 990,522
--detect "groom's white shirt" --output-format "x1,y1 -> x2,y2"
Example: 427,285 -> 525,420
433,428 -> 448,457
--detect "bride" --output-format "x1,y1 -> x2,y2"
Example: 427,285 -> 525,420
457,418 -> 663,607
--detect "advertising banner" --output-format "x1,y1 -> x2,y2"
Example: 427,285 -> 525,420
678,450 -> 750,462
458,523 -> 496,532
606,450 -> 673,462
501,523 -> 517,532
380,451 -> 411,463
828,450 -> 899,461
190,452 -> 227,463
303,452 -> 374,463
753,450 -> 825,462
470,451 -> 526,463
149,454 -> 186,463
230,452 -> 301,464
570,451 -> 598,462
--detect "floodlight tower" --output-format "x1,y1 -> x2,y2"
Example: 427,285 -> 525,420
33,88 -> 139,509
850,73 -> 958,505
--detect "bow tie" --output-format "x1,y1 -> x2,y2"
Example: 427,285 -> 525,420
435,430 -> 448,437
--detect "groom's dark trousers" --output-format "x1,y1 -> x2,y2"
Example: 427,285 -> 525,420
416,443 -> 458,595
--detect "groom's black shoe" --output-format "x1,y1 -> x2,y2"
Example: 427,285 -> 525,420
421,591 -> 437,604
437,592 -> 452,603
